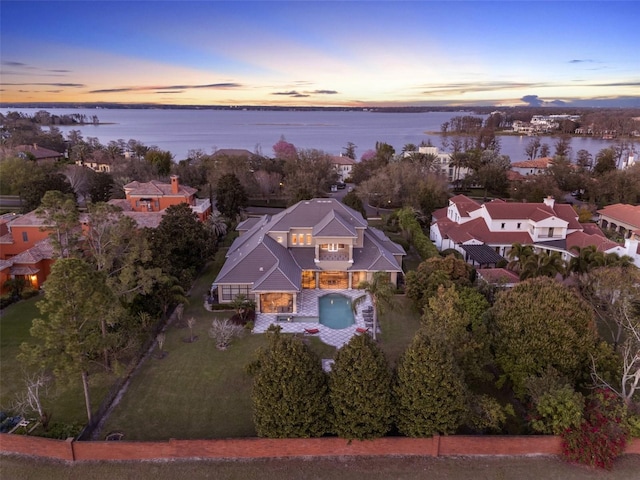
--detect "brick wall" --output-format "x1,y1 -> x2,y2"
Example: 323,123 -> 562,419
1,434 -> 638,462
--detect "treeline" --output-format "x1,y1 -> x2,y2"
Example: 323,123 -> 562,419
248,254 -> 639,469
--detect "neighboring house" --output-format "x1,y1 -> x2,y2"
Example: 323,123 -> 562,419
12,144 -> 64,163
116,175 -> 211,222
510,157 -> 553,176
430,194 -> 629,266
77,157 -> 112,172
0,211 -> 53,258
330,155 -> 356,182
597,203 -> 640,267
212,198 -> 405,313
597,203 -> 640,239
0,212 -> 57,293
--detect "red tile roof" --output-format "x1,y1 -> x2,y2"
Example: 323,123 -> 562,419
477,268 -> 520,284
511,157 -> 553,169
449,195 -> 481,217
444,217 -> 532,245
565,231 -> 620,253
597,204 -> 640,229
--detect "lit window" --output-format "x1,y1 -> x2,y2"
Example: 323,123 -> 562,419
299,234 -> 304,244
306,234 -> 312,245
291,234 -> 297,245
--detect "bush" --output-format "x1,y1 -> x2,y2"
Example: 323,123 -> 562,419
21,288 -> 40,300
562,389 -> 629,470
529,385 -> 584,435
0,295 -> 16,310
40,422 -> 84,439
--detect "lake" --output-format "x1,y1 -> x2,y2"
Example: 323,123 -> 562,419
2,107 -> 617,162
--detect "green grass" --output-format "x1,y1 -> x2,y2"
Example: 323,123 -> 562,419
101,308 -> 266,440
0,295 -> 117,427
378,295 -> 422,367
102,284 -> 421,440
2,454 -> 639,480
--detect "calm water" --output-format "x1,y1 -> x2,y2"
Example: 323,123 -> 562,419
2,107 -> 617,162
319,293 -> 355,330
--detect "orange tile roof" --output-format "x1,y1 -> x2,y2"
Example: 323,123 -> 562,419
511,157 -> 553,168
124,180 -> 196,197
597,204 -> 640,229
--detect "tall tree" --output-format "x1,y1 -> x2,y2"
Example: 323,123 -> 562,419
488,277 -> 600,396
36,190 -> 80,258
395,332 -> 468,436
405,255 -> 473,311
144,148 -> 173,176
250,329 -> 330,438
150,203 -> 212,286
216,173 -> 247,219
421,286 -> 491,384
19,258 -> 113,423
329,333 -> 394,439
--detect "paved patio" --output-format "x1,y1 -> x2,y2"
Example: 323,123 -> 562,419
254,289 -> 375,348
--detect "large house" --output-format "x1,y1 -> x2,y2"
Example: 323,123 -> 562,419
11,144 -> 64,163
330,155 -> 356,182
430,194 -> 638,267
213,198 -> 405,313
110,175 -> 211,222
0,212 -> 57,292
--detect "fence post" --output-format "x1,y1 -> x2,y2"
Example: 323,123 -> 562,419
66,437 -> 76,462
431,434 -> 440,457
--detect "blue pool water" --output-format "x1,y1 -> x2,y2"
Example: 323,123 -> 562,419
319,294 -> 355,329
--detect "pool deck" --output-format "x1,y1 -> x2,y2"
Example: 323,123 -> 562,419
254,289 -> 374,348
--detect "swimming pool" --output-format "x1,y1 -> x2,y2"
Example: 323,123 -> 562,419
319,293 -> 355,329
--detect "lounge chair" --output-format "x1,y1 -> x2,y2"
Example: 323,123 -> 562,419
304,328 -> 320,335
356,327 -> 369,334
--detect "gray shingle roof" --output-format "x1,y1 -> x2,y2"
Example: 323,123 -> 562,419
214,198 -> 404,292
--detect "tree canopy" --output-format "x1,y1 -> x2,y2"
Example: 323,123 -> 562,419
488,277 -> 600,396
250,329 -> 330,438
329,333 -> 394,439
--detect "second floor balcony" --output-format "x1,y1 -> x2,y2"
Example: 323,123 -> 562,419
317,246 -> 350,262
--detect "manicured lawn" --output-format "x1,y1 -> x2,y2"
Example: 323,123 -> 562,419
0,295 -> 117,427
101,268 -> 422,440
2,454 -> 639,480
378,295 -> 422,366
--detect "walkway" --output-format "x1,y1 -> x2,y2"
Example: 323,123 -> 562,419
254,289 -> 375,348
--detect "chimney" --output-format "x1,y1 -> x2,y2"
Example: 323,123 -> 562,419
543,196 -> 555,208
170,175 -> 179,194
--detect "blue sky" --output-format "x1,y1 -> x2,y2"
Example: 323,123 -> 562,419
1,1 -> 639,107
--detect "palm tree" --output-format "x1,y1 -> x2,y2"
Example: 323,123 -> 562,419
207,212 -> 228,240
352,271 -> 396,341
567,245 -> 604,275
519,251 -> 566,280
506,242 -> 534,274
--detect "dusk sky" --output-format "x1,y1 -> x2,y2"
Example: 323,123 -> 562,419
1,1 -> 639,107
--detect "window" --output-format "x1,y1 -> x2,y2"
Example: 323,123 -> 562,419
220,285 -> 253,301
298,234 -> 304,245
276,236 -> 283,243
291,234 -> 297,245
306,234 -> 312,245
22,231 -> 28,242
501,223 -> 505,230
548,227 -> 554,237
517,222 -> 521,229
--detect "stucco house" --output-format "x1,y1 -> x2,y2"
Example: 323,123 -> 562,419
213,198 -> 405,313
115,175 -> 211,222
0,212 -> 58,292
597,203 -> 640,267
430,194 -> 631,266
510,157 -> 553,176
330,155 -> 356,182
